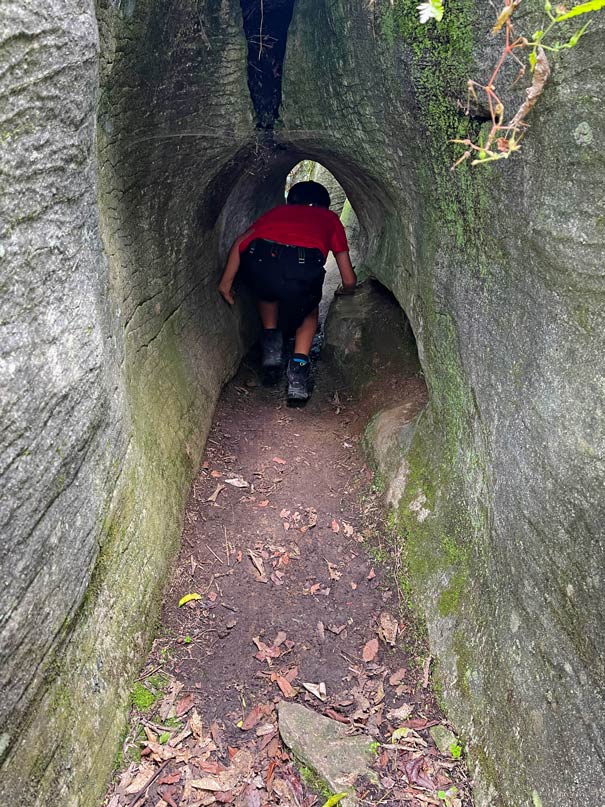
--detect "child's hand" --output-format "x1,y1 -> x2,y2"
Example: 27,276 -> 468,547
219,282 -> 235,305
334,282 -> 357,297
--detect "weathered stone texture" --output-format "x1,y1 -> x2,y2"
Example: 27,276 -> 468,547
280,0 -> 605,803
1,0 -> 604,804
1,0 -> 256,803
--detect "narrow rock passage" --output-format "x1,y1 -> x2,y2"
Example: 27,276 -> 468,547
104,323 -> 472,807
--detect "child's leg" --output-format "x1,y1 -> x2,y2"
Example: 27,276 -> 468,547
293,307 -> 319,356
258,300 -> 279,329
257,299 -> 282,371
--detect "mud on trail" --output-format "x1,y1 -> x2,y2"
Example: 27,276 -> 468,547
104,337 -> 473,807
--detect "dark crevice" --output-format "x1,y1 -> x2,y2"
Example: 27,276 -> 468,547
239,0 -> 296,129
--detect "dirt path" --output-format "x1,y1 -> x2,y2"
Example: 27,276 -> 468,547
104,337 -> 473,807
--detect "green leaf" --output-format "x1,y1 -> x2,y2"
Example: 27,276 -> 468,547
449,740 -> 462,759
529,50 -> 537,69
533,29 -> 544,38
159,731 -> 170,744
556,0 -> 605,20
391,727 -> 410,742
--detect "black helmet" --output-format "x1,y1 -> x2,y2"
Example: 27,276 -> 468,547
287,181 -> 331,209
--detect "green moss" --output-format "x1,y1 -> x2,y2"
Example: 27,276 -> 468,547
130,683 -> 157,711
379,0 -> 491,247
452,630 -> 473,701
297,764 -> 333,799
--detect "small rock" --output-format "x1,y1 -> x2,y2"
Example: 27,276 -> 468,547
429,724 -> 458,755
278,702 -> 376,806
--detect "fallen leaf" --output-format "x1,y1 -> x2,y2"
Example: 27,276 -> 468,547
272,457 -> 287,464
387,703 -> 414,721
252,636 -> 281,662
273,630 -> 288,646
179,592 -> 202,607
198,761 -> 228,775
331,519 -> 340,533
367,567 -> 376,580
273,674 -> 296,698
326,561 -> 342,580
247,550 -> 268,583
327,623 -> 346,635
124,762 -> 157,794
378,612 -> 399,646
362,638 -> 379,662
191,777 -> 224,792
284,665 -> 298,682
207,484 -> 225,502
342,522 -> 354,537
158,682 -> 184,721
211,470 -> 223,478
241,705 -> 264,731
189,709 -> 204,739
237,784 -> 262,807
404,757 -> 435,790
224,477 -> 249,488
158,771 -> 182,786
258,500 -> 269,507
302,681 -> 327,701
389,668 -> 406,686
208,591 -> 218,602
176,693 -> 195,716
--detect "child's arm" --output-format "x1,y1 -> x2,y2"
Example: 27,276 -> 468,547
218,233 -> 250,305
334,250 -> 357,293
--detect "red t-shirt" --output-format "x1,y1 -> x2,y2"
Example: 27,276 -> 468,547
238,205 -> 349,258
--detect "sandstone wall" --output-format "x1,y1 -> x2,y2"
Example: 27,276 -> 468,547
1,1 -> 257,802
281,0 -> 605,803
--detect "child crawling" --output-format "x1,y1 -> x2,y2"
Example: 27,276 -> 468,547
218,181 -> 357,402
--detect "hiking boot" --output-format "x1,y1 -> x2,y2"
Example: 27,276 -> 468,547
261,329 -> 283,369
287,357 -> 311,403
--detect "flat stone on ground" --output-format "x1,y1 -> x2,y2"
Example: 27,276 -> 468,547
429,724 -> 458,756
278,702 -> 376,806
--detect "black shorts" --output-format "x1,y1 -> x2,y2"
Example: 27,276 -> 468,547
239,239 -> 326,333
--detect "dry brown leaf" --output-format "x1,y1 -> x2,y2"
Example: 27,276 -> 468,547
273,630 -> 288,647
191,777 -> 224,792
367,567 -> 376,580
159,681 -> 184,721
189,710 -> 204,740
387,703 -> 414,721
273,674 -> 296,698
272,457 -> 287,464
331,519 -> 340,533
378,612 -> 399,646
342,522 -> 354,536
362,638 -> 379,662
241,705 -> 264,731
326,561 -> 342,580
176,693 -> 195,717
124,762 -> 156,794
389,668 -> 406,686
247,550 -> 268,583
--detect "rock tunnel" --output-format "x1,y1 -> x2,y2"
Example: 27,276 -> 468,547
1,0 -> 604,805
